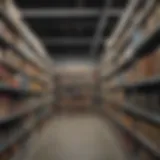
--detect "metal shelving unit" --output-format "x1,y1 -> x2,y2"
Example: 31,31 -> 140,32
102,26 -> 160,81
105,75 -> 160,92
101,1 -> 160,160
105,100 -> 160,126
0,33 -> 45,72
0,109 -> 51,154
0,1 -> 54,160
0,97 -> 53,125
106,111 -> 160,159
0,10 -> 53,72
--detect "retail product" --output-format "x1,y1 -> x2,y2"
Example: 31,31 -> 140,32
135,121 -> 160,148
154,48 -> 160,75
0,150 -> 11,160
119,114 -> 134,129
139,149 -> 153,160
0,94 -> 11,117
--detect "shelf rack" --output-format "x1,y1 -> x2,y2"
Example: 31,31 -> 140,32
104,100 -> 160,126
101,1 -> 160,160
0,31 -> 46,74
105,75 -> 160,93
0,1 -> 54,160
102,26 -> 160,81
0,8 -> 53,73
0,97 -> 53,125
0,109 -> 51,154
105,111 -> 160,159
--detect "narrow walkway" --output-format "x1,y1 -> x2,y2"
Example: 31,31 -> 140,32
26,114 -> 126,160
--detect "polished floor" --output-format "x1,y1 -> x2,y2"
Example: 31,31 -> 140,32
25,114 -> 127,160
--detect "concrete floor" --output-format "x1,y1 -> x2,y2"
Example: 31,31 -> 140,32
25,114 -> 127,160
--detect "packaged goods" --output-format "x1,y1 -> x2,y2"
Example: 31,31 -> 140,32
122,133 -> 134,154
145,5 -> 160,35
135,53 -> 156,81
119,114 -> 134,129
10,143 -> 19,156
0,94 -> 11,117
14,73 -> 29,89
139,149 -> 153,160
0,65 -> 10,84
125,63 -> 139,83
149,93 -> 160,112
0,21 -> 6,36
136,93 -> 148,109
154,48 -> 160,75
0,48 -> 3,59
135,121 -> 160,149
0,150 -> 11,160
10,98 -> 22,113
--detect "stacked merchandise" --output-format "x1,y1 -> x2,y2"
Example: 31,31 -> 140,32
56,66 -> 95,113
100,0 -> 160,159
0,1 -> 54,160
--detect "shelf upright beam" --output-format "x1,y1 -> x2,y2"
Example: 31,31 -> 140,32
108,0 -> 139,48
89,0 -> 112,59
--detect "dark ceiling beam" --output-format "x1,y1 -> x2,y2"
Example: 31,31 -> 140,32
89,0 -> 112,59
26,21 -> 96,29
43,37 -> 93,46
22,8 -> 123,18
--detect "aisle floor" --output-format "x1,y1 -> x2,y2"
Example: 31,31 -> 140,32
26,114 -> 126,160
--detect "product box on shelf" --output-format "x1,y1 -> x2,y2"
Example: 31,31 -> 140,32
0,64 -> 14,85
0,48 -> 3,60
135,120 -> 160,149
153,48 -> 160,75
139,149 -> 153,160
119,113 -> 135,129
145,4 -> 160,35
123,65 -> 137,83
10,98 -> 22,114
4,49 -> 21,69
0,20 -> 6,36
0,149 -> 11,160
10,143 -> 19,158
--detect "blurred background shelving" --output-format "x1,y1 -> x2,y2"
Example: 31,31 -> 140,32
100,0 -> 160,159
0,1 -> 54,160
0,0 -> 160,160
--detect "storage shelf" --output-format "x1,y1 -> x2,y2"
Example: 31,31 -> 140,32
0,35 -> 22,58
102,26 -> 160,81
106,75 -> 160,92
106,112 -> 160,159
0,84 -> 42,96
123,103 -> 160,126
0,58 -> 20,73
0,11 -> 52,72
0,109 -> 51,154
124,76 -> 160,92
0,35 -> 50,84
0,98 -> 52,125
0,11 -> 37,57
0,35 -> 42,70
10,145 -> 26,160
0,129 -> 28,154
105,100 -> 160,126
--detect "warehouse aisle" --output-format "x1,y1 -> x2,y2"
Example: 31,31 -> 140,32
26,114 -> 126,160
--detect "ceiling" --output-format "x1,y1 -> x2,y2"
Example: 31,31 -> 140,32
15,0 -> 128,62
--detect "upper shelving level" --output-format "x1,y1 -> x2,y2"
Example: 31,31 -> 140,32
101,0 -> 160,81
101,26 -> 160,80
0,0 -> 54,74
